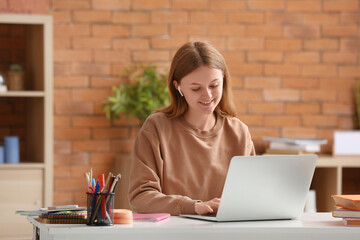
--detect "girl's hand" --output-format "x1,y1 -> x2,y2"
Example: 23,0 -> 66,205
195,198 -> 221,215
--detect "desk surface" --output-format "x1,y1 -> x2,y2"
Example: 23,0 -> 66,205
28,213 -> 360,240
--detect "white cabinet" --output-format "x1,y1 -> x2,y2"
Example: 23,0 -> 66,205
0,14 -> 53,239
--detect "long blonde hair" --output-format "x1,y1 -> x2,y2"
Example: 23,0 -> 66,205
159,41 -> 236,119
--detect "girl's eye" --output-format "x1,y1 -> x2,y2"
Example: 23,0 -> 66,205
210,84 -> 218,88
192,88 -> 200,91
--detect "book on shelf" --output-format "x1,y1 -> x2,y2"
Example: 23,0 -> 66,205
332,195 -> 360,210
263,137 -> 327,154
342,218 -> 360,226
332,207 -> 360,218
264,148 -> 315,155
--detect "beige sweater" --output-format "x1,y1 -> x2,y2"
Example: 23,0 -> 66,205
128,112 -> 255,215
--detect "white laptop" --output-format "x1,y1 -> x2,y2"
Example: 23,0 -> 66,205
180,155 -> 317,222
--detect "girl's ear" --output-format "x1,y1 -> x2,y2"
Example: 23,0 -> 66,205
173,80 -> 178,89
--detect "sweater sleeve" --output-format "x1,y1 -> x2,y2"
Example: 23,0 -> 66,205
128,126 -> 198,215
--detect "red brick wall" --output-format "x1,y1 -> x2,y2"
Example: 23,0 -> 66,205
1,0 -> 360,205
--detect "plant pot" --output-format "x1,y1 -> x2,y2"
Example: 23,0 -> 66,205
333,130 -> 360,156
7,71 -> 24,90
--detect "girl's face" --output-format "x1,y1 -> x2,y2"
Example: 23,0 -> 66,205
176,66 -> 224,116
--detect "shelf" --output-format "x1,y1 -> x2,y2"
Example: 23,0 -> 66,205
0,91 -> 45,97
0,163 -> 45,169
317,156 -> 360,167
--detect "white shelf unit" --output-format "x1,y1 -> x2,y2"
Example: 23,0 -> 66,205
0,14 -> 53,239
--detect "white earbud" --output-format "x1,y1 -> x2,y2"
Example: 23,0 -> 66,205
177,86 -> 184,97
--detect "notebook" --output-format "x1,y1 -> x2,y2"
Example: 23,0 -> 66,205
180,155 -> 317,222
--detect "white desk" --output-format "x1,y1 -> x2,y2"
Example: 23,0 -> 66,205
28,213 -> 360,240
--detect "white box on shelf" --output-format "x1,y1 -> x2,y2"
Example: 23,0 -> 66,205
333,130 -> 360,156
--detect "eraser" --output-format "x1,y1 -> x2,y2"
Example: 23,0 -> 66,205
114,209 -> 133,224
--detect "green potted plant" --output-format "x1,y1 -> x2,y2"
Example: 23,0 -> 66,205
7,64 -> 24,90
103,64 -> 170,125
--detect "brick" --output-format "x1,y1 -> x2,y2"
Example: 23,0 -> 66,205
132,50 -> 170,62
113,12 -> 150,24
93,50 -> 131,63
244,77 -> 280,89
110,139 -> 135,153
0,0 -> 7,9
323,52 -> 357,64
90,76 -> 124,88
54,89 -> 71,103
54,178 -> 84,191
172,0 -> 208,9
341,13 -> 360,23
286,0 -> 321,12
302,65 -> 337,77
246,25 -> 283,37
282,77 -> 319,89
340,39 -> 360,51
304,39 -> 338,50
151,11 -> 188,24
338,90 -> 354,104
265,39 -> 301,51
248,0 -> 285,10
264,116 -> 301,127
90,152 -> 116,165
71,89 -> 110,102
324,0 -> 359,12
250,127 -> 280,141
112,116 -> 141,127
228,38 -> 263,50
72,140 -> 110,152
54,128 -> 91,140
238,115 -> 264,127
233,90 -> 262,102
229,12 -> 264,24
228,63 -> 263,76
210,0 -> 246,10
151,37 -> 188,49
54,76 -> 89,88
282,127 -> 317,139
208,25 -> 245,37
222,52 -> 245,64
171,25 -> 207,36
265,12 -> 301,24
319,78 -> 354,90
73,37 -> 111,49
53,0 -> 90,9
73,10 -> 112,22
92,0 -> 130,10
72,116 -> 111,127
54,166 -> 71,178
55,102 -> 94,114
323,103 -> 353,115
248,51 -> 283,63
284,52 -> 319,64
249,102 -> 284,114
303,13 -> 339,25
322,25 -> 358,37
113,39 -> 149,50
54,24 -> 90,37
54,116 -> 71,128
54,37 -> 71,49
54,50 -> 92,62
338,116 -> 357,129
285,103 -> 320,114
52,11 -> 72,23
284,26 -> 320,38
70,165 -> 91,178
92,25 -> 131,37
339,66 -> 360,77
265,64 -> 300,76
191,12 -> 226,24
92,128 -> 129,139
54,153 -> 90,166
54,141 -> 71,154
133,0 -> 170,9
71,63 -> 111,75
8,0 -> 49,14
53,192 -> 74,205
231,76 -> 244,88
264,89 -> 300,101
132,24 -> 168,37
301,90 -> 337,102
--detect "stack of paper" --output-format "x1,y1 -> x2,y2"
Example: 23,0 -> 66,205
263,137 -> 327,155
332,195 -> 360,226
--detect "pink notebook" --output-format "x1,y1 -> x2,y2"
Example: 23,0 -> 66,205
133,213 -> 170,222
